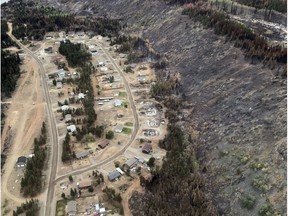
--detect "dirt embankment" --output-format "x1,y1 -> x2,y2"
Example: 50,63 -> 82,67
40,0 -> 287,214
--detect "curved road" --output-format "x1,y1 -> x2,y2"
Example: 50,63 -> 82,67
7,23 -> 59,216
54,41 -> 140,183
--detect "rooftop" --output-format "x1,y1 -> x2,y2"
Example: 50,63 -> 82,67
67,200 -> 77,213
16,156 -> 27,164
75,150 -> 89,159
108,170 -> 121,181
125,158 -> 138,168
78,179 -> 92,188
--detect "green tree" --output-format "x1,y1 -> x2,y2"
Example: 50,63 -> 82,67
106,130 -> 114,140
147,157 -> 155,167
88,186 -> 94,193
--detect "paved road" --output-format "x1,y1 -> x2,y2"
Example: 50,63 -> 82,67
54,42 -> 140,184
7,24 -> 59,216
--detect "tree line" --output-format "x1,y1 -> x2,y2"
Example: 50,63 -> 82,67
182,3 -> 286,75
20,122 -> 47,196
13,199 -> 39,216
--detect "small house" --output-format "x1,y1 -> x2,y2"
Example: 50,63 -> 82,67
108,170 -> 121,181
124,158 -> 138,170
98,139 -> 109,149
78,93 -> 85,99
65,114 -> 72,122
114,99 -> 122,107
75,150 -> 89,159
100,66 -> 108,73
142,143 -> 152,154
61,105 -> 69,111
114,125 -> 124,133
16,156 -> 27,167
56,81 -> 63,89
67,125 -> 76,133
67,200 -> 77,216
78,179 -> 92,189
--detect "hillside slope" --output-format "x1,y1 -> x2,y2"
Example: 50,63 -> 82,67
41,0 -> 287,215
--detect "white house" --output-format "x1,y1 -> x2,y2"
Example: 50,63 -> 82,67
61,105 -> 69,111
114,125 -> 124,133
67,125 -> 76,133
114,99 -> 122,107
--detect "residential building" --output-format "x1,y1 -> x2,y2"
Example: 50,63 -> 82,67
56,81 -> 63,89
124,158 -> 138,170
78,93 -> 85,99
67,200 -> 77,216
65,114 -> 72,122
16,156 -> 27,167
114,99 -> 122,107
108,170 -> 121,181
142,143 -> 152,154
78,179 -> 92,189
61,105 -> 69,111
67,125 -> 76,133
114,125 -> 124,133
75,150 -> 89,159
98,139 -> 109,149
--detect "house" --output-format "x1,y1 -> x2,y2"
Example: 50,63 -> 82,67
108,170 -> 121,181
44,47 -> 53,53
100,67 -> 108,73
114,99 -> 122,107
56,81 -> 63,89
78,93 -> 85,99
61,105 -> 69,111
75,150 -> 89,159
114,125 -> 124,133
67,125 -> 76,133
124,158 -> 138,170
142,143 -> 152,154
16,156 -> 27,167
97,61 -> 105,67
78,179 -> 92,189
98,139 -> 109,149
67,200 -> 77,216
65,114 -> 72,122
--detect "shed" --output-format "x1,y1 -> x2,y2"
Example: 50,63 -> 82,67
16,156 -> 27,167
114,125 -> 124,133
75,150 -> 89,159
65,114 -> 72,122
108,170 -> 121,181
67,125 -> 76,133
125,158 -> 138,169
67,200 -> 77,216
95,204 -> 100,212
78,179 -> 92,189
114,99 -> 122,107
100,66 -> 108,72
61,105 -> 69,111
142,143 -> 152,154
98,139 -> 109,149
56,81 -> 63,89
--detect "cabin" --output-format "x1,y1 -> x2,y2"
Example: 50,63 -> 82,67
75,150 -> 89,159
142,143 -> 152,154
98,139 -> 109,149
114,125 -> 124,133
124,158 -> 138,170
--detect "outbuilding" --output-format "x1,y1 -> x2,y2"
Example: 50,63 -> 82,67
114,99 -> 122,107
56,81 -> 63,89
61,105 -> 69,111
67,125 -> 76,133
124,158 -> 138,170
65,114 -> 72,123
78,179 -> 92,189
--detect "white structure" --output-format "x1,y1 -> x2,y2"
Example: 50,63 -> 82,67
114,99 -> 122,107
116,167 -> 124,175
67,125 -> 76,133
78,93 -> 85,99
100,66 -> 108,72
61,105 -> 69,111
56,81 -> 63,89
114,125 -> 124,133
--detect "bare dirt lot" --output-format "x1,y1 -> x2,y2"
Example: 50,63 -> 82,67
1,56 -> 46,215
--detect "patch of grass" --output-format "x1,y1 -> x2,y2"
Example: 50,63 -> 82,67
119,92 -> 127,97
121,101 -> 128,107
56,199 -> 66,216
124,122 -> 133,127
122,127 -> 132,134
240,194 -> 256,210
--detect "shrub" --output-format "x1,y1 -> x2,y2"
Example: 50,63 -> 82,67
240,195 -> 256,210
106,130 -> 114,139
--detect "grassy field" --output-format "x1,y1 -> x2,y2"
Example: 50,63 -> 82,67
56,199 -> 66,216
119,92 -> 127,97
124,122 -> 133,127
122,127 -> 132,134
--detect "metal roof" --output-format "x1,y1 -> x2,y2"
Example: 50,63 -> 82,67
108,170 -> 121,181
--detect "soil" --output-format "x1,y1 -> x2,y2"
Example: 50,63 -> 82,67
1,56 -> 46,214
